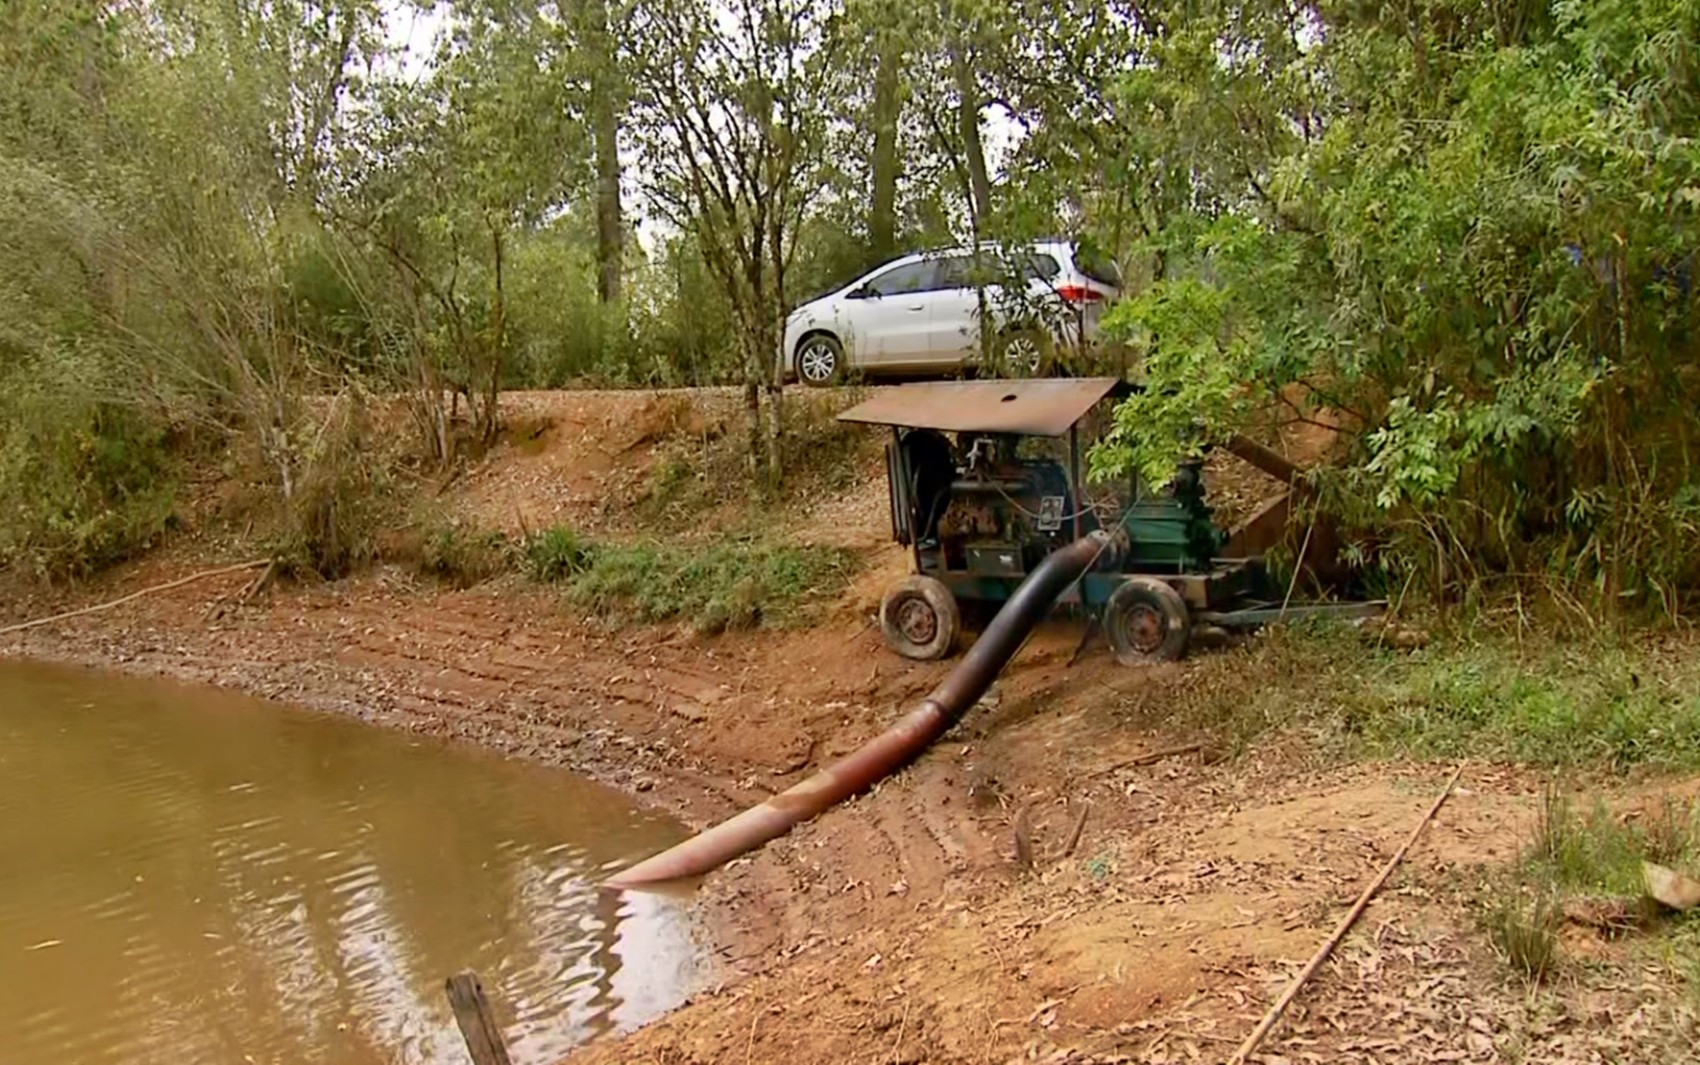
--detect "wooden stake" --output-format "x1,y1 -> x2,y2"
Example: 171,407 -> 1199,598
1227,764 -> 1464,1065
445,971 -> 514,1065
0,560 -> 269,637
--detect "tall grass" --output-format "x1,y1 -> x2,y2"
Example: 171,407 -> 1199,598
1146,625 -> 1700,772
528,527 -> 857,633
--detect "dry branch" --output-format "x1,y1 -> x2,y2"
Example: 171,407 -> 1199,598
1097,743 -> 1203,776
1226,764 -> 1464,1065
1061,802 -> 1091,858
0,560 -> 270,637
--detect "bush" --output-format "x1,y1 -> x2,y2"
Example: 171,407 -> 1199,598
526,525 -> 593,582
0,360 -> 178,579
415,522 -> 514,589
1088,0 -> 1700,612
561,538 -> 857,633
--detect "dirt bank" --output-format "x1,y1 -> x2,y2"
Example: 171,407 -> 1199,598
4,388 -> 1696,1064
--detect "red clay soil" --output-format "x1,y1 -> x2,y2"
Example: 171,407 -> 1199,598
4,389 -> 1695,1064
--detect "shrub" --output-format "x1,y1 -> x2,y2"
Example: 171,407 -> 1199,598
415,522 -> 514,589
562,539 -> 857,632
526,526 -> 593,582
0,360 -> 178,579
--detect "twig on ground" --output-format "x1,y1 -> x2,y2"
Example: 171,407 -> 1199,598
238,560 -> 277,604
1097,743 -> 1203,776
0,559 -> 270,637
1061,802 -> 1091,859
1226,763 -> 1465,1065
1013,803 -> 1035,869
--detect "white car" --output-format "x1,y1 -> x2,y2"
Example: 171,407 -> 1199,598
777,240 -> 1123,386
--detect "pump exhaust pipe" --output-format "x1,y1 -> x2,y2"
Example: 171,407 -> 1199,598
607,531 -> 1114,889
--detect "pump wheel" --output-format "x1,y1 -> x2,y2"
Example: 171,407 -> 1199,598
1103,577 -> 1191,664
880,575 -> 961,661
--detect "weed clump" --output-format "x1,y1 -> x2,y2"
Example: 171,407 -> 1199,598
1484,893 -> 1560,984
526,526 -> 593,582
1482,787 -> 1700,986
560,538 -> 856,633
414,522 -> 514,589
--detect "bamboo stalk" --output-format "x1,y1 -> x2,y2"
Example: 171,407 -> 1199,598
1227,764 -> 1465,1065
0,560 -> 270,637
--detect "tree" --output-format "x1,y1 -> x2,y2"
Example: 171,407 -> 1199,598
1086,0 -> 1700,607
577,0 -> 627,305
631,0 -> 844,485
337,0 -> 589,454
867,19 -> 904,265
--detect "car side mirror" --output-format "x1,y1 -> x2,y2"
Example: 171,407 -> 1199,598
849,285 -> 878,300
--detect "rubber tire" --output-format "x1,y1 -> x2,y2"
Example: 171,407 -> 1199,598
879,575 -> 961,661
994,327 -> 1054,378
795,334 -> 845,387
1102,576 -> 1191,665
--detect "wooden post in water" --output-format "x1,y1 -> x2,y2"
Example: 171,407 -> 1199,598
445,971 -> 514,1065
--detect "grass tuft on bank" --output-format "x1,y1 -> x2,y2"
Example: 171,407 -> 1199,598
1477,788 -> 1700,990
528,525 -> 856,633
1144,625 -> 1700,772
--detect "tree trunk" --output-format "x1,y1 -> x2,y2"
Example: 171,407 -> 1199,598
951,45 -> 992,230
764,381 -> 783,488
483,223 -> 505,444
742,376 -> 763,483
869,30 -> 903,265
585,0 -> 624,305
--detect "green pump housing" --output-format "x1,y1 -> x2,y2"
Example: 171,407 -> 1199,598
1118,460 -> 1224,573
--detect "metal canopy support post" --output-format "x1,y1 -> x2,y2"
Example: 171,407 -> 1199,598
1068,425 -> 1082,540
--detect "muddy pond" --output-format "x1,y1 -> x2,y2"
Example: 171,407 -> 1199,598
0,659 -> 697,1065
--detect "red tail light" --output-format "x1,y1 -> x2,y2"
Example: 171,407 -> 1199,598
1056,284 -> 1103,304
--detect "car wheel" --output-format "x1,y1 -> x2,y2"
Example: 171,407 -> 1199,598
879,575 -> 960,661
1102,577 -> 1191,665
795,334 -> 844,387
994,328 -> 1052,378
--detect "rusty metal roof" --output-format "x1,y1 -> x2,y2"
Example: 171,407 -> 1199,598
835,378 -> 1123,437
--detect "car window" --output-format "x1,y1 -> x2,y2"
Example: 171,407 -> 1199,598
1072,244 -> 1122,287
866,260 -> 938,296
1021,253 -> 1062,281
934,255 -> 977,290
934,252 -> 1055,289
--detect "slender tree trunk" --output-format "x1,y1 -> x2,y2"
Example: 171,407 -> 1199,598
483,223 -> 505,444
869,29 -> 903,265
299,9 -> 359,205
742,374 -> 763,482
951,45 -> 992,229
585,0 -> 624,305
764,380 -> 783,487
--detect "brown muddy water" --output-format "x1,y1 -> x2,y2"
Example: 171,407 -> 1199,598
0,659 -> 698,1065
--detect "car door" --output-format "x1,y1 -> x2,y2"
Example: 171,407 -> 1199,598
845,259 -> 941,367
925,254 -> 985,365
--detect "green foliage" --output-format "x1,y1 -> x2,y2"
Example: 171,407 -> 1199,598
0,368 -> 177,577
1484,787 -> 1700,985
525,525 -> 593,582
1085,0 -> 1700,610
1147,627 -> 1700,772
1483,893 -> 1561,984
562,539 -> 858,633
415,522 -> 515,589
262,392 -> 398,580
